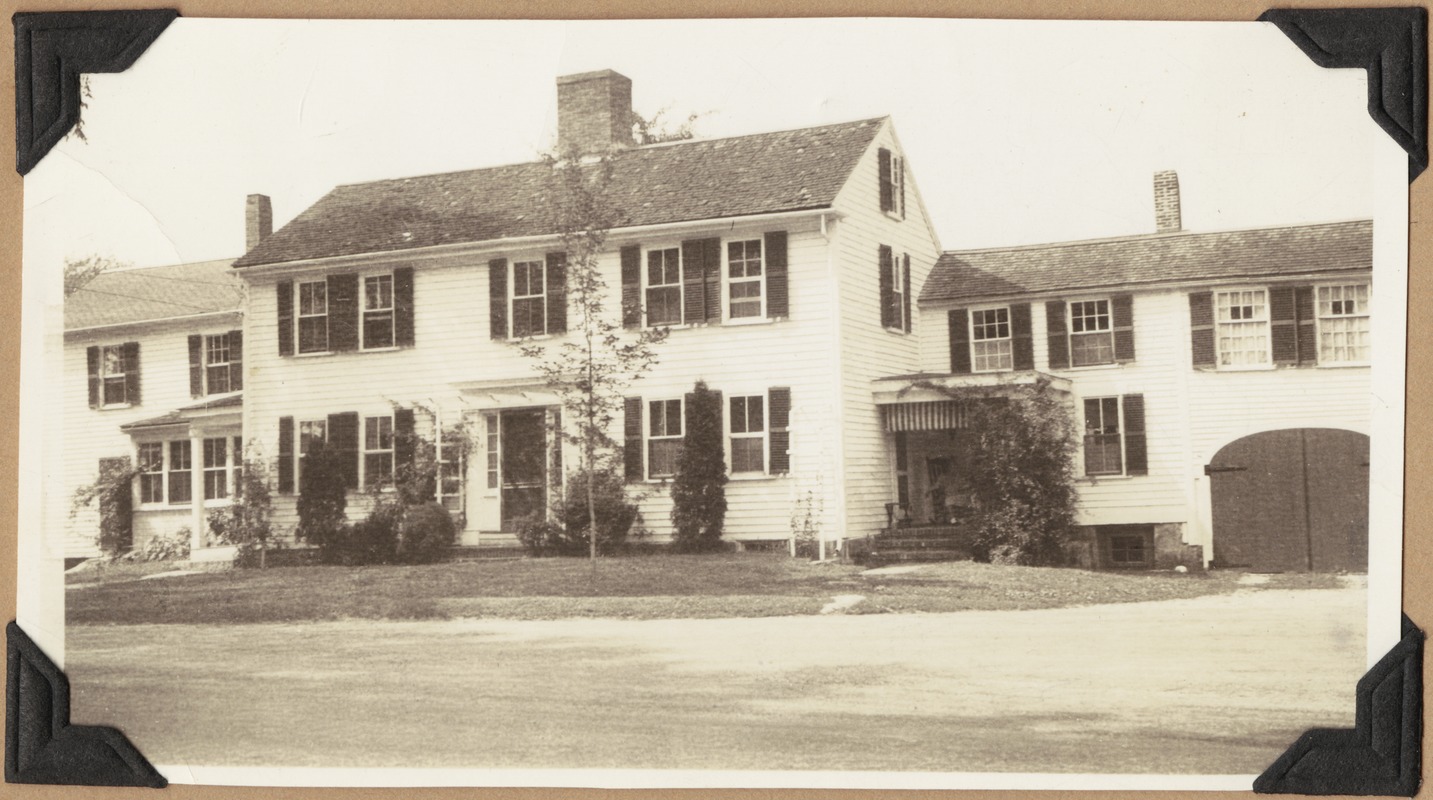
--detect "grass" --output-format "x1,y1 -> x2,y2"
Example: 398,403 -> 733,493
63,552 -> 1340,626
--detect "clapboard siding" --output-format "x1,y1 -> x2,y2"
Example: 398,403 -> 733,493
63,316 -> 242,557
829,121 -> 942,538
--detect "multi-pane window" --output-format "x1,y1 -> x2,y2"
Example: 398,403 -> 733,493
1083,397 -> 1124,476
99,345 -> 130,405
363,274 -> 395,349
511,260 -> 547,338
138,443 -> 164,504
298,280 -> 329,353
890,256 -> 907,331
1108,532 -> 1149,567
647,399 -> 683,478
485,415 -> 499,490
1317,284 -> 1370,364
727,240 -> 764,319
168,440 -> 193,504
970,307 -> 1013,372
439,431 -> 464,513
364,415 -> 395,489
1069,299 -> 1114,367
203,437 -> 228,500
205,334 -> 232,394
646,248 -> 682,326
1214,289 -> 1269,367
729,395 -> 766,474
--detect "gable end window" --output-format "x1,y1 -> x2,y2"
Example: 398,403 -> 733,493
877,147 -> 906,218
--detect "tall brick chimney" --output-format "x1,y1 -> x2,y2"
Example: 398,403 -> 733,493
557,70 -> 634,155
246,194 -> 272,251
1153,170 -> 1181,233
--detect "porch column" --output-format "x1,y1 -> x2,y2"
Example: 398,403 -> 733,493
189,431 -> 205,552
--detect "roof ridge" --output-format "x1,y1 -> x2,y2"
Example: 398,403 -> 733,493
940,218 -> 1373,257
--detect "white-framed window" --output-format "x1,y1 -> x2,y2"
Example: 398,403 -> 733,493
203,437 -> 228,500
438,429 -> 464,513
137,442 -> 164,504
204,333 -> 233,394
99,345 -> 131,406
970,306 -> 1013,372
297,280 -> 329,353
363,415 -> 395,489
168,440 -> 193,505
885,154 -> 905,218
1214,288 -> 1270,367
362,273 -> 395,349
1316,283 -> 1370,364
647,398 -> 683,478
726,240 -> 764,320
1068,299 -> 1114,367
645,248 -> 683,326
511,260 -> 547,338
889,255 -> 908,332
1082,397 -> 1124,476
729,394 -> 766,474
484,415 -> 499,491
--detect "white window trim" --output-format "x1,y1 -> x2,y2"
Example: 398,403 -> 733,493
645,396 -> 684,481
884,153 -> 905,220
1211,285 -> 1274,371
722,238 -> 767,324
643,246 -> 684,329
201,436 -> 230,502
362,413 -> 396,490
1065,295 -> 1116,369
360,272 -> 397,351
1314,281 -> 1371,367
134,437 -> 237,510
136,441 -> 166,507
202,332 -> 233,395
968,303 -> 1014,373
1079,395 -> 1132,480
98,344 -> 132,408
483,414 -> 500,496
296,279 -> 330,355
726,390 -> 772,480
437,428 -> 465,513
884,252 -> 909,334
508,257 -> 549,340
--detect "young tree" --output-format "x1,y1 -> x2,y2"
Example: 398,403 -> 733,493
295,438 -> 349,559
670,380 -> 728,552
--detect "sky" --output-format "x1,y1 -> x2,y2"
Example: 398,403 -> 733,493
23,17 -> 1387,272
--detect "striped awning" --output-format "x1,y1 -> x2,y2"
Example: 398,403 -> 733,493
882,401 -> 967,432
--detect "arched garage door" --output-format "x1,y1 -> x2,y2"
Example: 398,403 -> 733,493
1207,429 -> 1368,572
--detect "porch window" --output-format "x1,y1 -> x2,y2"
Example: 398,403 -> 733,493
729,395 -> 766,473
511,260 -> 547,337
203,437 -> 228,500
1069,299 -> 1114,367
364,415 -> 394,489
168,440 -> 193,504
1316,283 -> 1370,364
204,334 -> 233,393
363,274 -> 396,349
1083,397 -> 1124,475
646,248 -> 682,326
727,240 -> 764,319
970,307 -> 1013,372
138,442 -> 164,504
297,280 -> 329,353
647,398 -> 683,478
1214,289 -> 1269,367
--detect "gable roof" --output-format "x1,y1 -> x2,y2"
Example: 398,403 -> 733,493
920,219 -> 1373,305
234,118 -> 886,268
65,259 -> 243,331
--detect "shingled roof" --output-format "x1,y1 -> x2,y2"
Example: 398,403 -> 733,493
921,220 -> 1373,304
65,259 -> 243,331
234,118 -> 886,268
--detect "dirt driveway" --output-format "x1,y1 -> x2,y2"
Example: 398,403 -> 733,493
68,584 -> 1365,776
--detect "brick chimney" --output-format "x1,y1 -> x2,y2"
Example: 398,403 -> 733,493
557,70 -> 634,155
1153,170 -> 1181,233
246,194 -> 272,251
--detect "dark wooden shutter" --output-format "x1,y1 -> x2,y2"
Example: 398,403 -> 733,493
949,309 -> 971,374
545,251 -> 567,335
898,157 -> 907,219
277,416 -> 295,494
327,273 -> 360,352
121,342 -> 140,405
188,335 -> 204,397
621,245 -> 641,329
394,266 -> 415,347
1010,303 -> 1033,370
623,397 -> 644,481
488,258 -> 508,340
86,346 -> 100,408
901,254 -> 912,333
877,147 -> 893,212
276,280 -> 294,356
394,407 -> 416,475
769,387 -> 792,475
681,239 -> 705,324
1045,301 -> 1069,370
228,330 -> 243,391
1112,293 -> 1135,363
1295,286 -> 1318,366
878,245 -> 895,328
327,411 -> 360,489
764,231 -> 788,318
1269,285 -> 1297,365
1122,394 -> 1147,476
1189,292 -> 1216,367
703,237 -> 722,322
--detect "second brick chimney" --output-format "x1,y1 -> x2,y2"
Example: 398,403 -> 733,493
246,194 -> 272,252
1153,170 -> 1181,234
557,70 -> 634,156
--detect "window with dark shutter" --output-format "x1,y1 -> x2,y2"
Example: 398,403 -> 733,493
277,417 -> 295,494
188,335 -> 204,398
646,247 -> 682,326
623,397 -> 644,481
327,273 -> 360,352
489,258 -> 508,340
1010,303 -> 1034,370
878,245 -> 895,329
877,147 -> 893,212
764,231 -> 788,318
768,387 -> 791,475
1269,285 -> 1298,365
1112,294 -> 1135,362
1045,301 -> 1069,370
394,267 -> 415,347
545,252 -> 567,335
621,245 -> 641,329
901,255 -> 912,333
1189,292 -> 1216,367
1123,394 -> 1148,475
327,411 -> 361,489
948,309 -> 971,374
228,330 -> 243,391
277,280 -> 295,356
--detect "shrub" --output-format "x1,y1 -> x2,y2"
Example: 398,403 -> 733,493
561,468 -> 639,555
399,501 -> 456,564
121,526 -> 191,562
296,439 -> 349,556
515,517 -> 568,557
670,380 -> 728,552
208,451 -> 276,567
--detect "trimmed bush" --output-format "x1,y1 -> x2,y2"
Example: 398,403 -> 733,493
297,439 -> 349,557
515,517 -> 568,557
561,468 -> 639,555
399,501 -> 456,564
670,380 -> 728,553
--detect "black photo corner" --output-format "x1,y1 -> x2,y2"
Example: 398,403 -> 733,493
4,5 -> 1427,794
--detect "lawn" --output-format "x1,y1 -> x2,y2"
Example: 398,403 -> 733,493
65,553 -> 1336,625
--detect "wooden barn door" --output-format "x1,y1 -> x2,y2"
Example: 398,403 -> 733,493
1208,428 -> 1368,572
